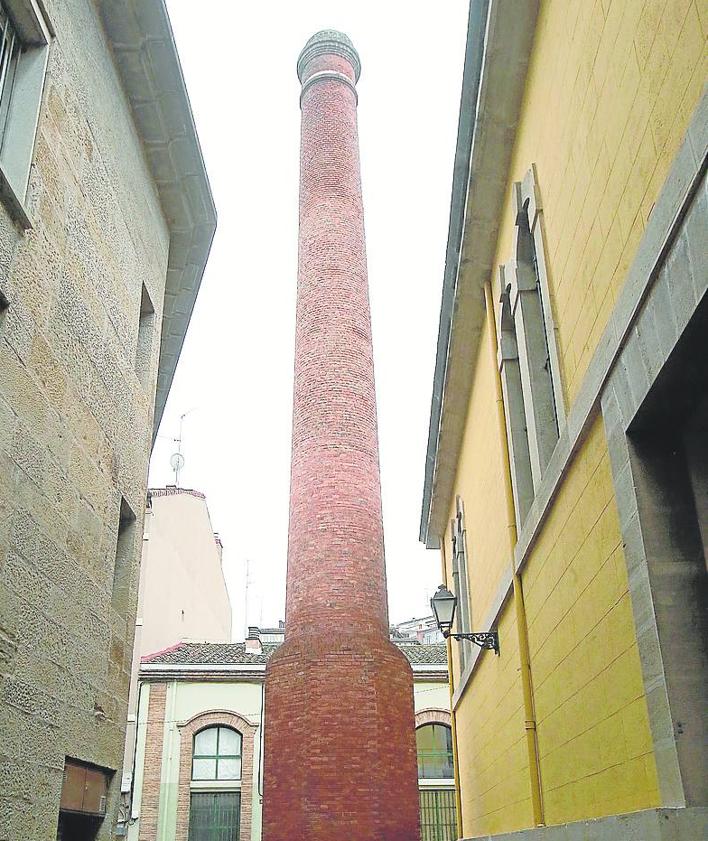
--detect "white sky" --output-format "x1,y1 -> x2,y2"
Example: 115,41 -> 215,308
150,1 -> 469,637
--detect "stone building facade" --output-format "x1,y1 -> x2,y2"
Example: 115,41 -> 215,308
0,1 -> 215,839
420,0 -> 707,839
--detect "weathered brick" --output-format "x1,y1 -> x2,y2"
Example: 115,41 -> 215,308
262,31 -> 420,841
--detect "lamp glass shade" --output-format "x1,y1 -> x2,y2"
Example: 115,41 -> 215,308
431,585 -> 457,630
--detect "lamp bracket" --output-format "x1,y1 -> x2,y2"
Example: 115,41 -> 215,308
445,631 -> 499,655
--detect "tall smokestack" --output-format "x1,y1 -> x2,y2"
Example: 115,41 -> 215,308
262,30 -> 421,841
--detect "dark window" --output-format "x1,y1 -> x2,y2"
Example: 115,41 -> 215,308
135,284 -> 155,386
112,498 -> 136,616
192,726 -> 242,781
188,791 -> 240,841
0,287 -> 8,332
416,724 -> 454,780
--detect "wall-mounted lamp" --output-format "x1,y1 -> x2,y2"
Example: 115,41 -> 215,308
430,585 -> 499,655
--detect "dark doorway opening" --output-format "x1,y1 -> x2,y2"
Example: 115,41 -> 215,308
628,290 -> 708,806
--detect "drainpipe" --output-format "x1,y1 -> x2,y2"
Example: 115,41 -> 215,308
484,280 -> 545,827
440,540 -> 465,839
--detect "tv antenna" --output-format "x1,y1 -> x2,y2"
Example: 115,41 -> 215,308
169,408 -> 196,487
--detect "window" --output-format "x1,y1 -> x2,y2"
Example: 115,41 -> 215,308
135,283 -> 155,387
111,497 -> 135,617
419,788 -> 456,841
0,8 -> 21,143
189,727 -> 242,841
416,724 -> 454,780
501,166 -> 564,510
189,792 -> 240,841
0,1 -> 52,228
417,723 -> 456,840
497,263 -> 534,529
192,727 -> 242,782
450,497 -> 471,669
0,287 -> 8,332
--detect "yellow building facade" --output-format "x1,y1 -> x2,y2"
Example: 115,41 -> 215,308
421,1 -> 707,839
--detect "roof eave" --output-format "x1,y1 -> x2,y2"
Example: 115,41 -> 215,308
420,0 -> 539,548
98,0 -> 218,442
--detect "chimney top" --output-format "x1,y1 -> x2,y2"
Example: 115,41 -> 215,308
297,29 -> 361,83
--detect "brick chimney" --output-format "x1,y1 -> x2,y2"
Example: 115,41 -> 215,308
262,30 -> 420,841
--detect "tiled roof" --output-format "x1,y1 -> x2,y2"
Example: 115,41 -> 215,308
398,643 -> 448,665
142,640 -> 448,668
142,642 -> 270,665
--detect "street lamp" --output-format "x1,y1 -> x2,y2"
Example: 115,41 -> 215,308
430,585 -> 500,655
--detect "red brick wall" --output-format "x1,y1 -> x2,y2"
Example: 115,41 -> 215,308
138,682 -> 167,841
262,32 -> 420,841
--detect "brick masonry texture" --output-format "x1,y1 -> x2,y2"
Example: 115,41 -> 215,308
262,33 -> 421,841
138,684 -> 167,841
0,0 -> 170,837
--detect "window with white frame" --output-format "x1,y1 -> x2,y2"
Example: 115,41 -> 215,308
450,496 -> 472,670
504,166 -> 564,497
192,726 -> 242,782
0,0 -> 52,228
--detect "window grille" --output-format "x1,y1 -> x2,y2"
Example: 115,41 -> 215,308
188,791 -> 240,841
419,788 -> 457,841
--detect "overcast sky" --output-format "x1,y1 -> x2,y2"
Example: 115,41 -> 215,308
150,1 -> 469,637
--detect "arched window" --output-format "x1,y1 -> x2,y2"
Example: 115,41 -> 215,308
192,726 -> 242,781
416,723 -> 454,780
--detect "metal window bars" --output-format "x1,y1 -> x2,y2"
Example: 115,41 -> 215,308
419,788 -> 457,841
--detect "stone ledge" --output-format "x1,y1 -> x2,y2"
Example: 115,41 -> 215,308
462,807 -> 708,840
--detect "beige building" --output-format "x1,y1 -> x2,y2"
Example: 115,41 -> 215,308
0,1 -> 215,839
129,631 -> 455,841
121,486 -> 232,829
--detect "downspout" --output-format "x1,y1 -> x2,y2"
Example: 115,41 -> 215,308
484,281 -> 545,827
440,539 -> 464,839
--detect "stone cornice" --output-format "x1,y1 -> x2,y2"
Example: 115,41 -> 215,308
97,0 -> 217,441
420,0 -> 539,547
297,29 -> 361,82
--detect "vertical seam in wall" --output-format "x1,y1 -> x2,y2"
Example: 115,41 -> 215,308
441,538 -> 464,838
484,280 -> 545,827
157,681 -> 176,840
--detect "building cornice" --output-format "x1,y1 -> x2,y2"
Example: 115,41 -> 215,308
140,661 -> 448,682
140,663 -> 267,683
97,1 -> 217,440
420,0 -> 539,547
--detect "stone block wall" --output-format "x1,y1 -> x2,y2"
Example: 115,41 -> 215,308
0,0 -> 170,837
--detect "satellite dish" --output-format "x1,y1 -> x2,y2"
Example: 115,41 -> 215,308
170,452 -> 185,472
170,451 -> 185,486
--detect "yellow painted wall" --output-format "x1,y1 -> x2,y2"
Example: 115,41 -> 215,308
442,315 -> 533,836
446,315 -> 512,665
491,0 -> 707,402
523,418 -> 659,822
440,0 -> 706,834
454,601 -> 532,835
